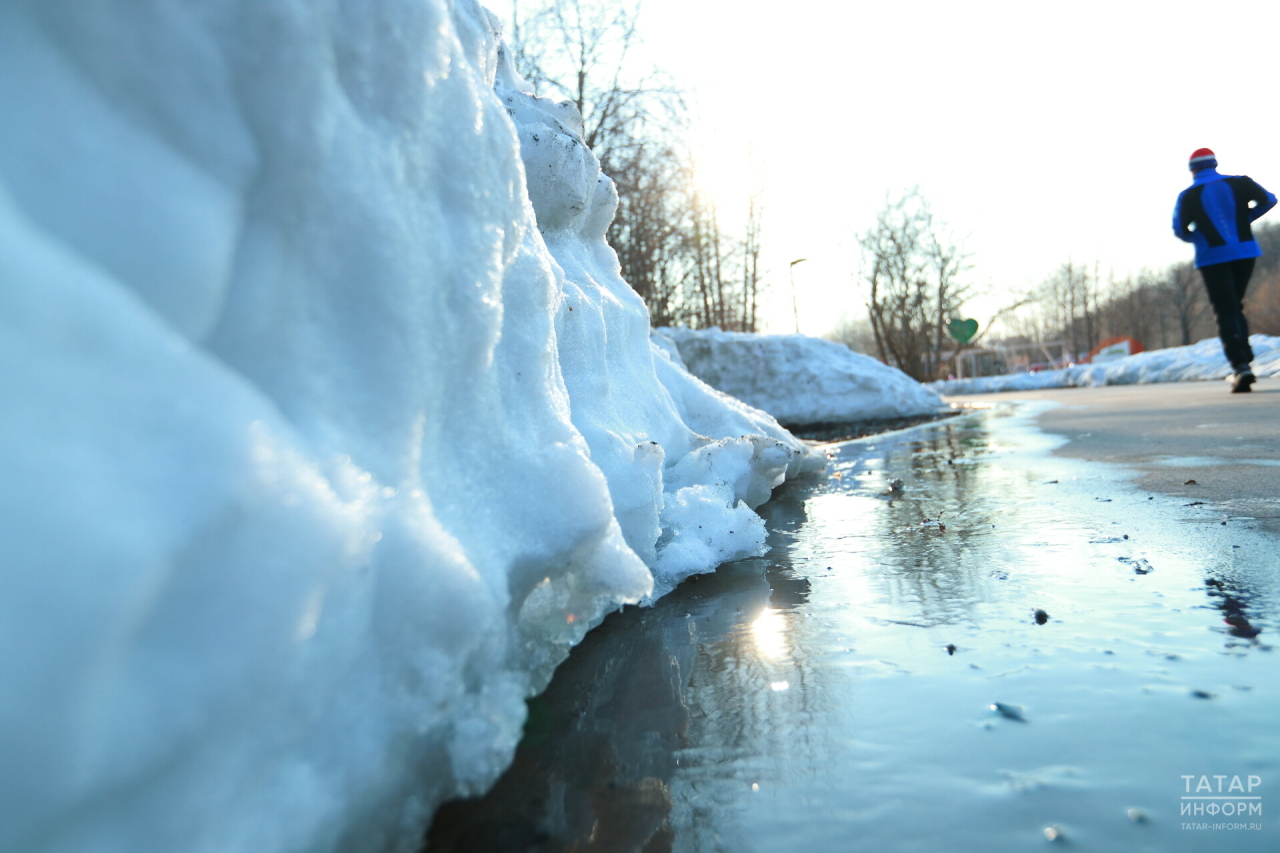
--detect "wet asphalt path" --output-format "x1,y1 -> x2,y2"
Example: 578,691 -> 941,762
427,404 -> 1280,853
947,378 -> 1280,537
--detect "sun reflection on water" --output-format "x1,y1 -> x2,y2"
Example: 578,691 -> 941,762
752,607 -> 789,662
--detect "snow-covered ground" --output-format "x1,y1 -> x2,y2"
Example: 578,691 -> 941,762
933,335 -> 1280,395
0,5 -> 832,853
656,327 -> 945,425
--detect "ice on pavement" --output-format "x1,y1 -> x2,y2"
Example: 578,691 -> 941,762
0,4 -> 825,853
656,326 -> 947,425
934,334 -> 1280,395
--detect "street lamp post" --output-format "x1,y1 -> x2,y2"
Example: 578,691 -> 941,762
789,258 -> 808,334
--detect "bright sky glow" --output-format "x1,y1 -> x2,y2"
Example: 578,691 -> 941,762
498,0 -> 1280,336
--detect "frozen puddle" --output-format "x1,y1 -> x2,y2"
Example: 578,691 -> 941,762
426,404 -> 1279,852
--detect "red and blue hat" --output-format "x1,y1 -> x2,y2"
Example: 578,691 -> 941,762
1189,148 -> 1218,172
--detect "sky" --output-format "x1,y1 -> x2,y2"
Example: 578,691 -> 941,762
495,0 -> 1280,337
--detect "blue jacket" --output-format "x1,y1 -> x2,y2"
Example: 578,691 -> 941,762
1173,169 -> 1277,268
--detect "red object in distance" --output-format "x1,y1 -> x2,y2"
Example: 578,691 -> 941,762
1086,336 -> 1144,364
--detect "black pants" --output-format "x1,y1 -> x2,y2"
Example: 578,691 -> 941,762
1200,257 -> 1255,370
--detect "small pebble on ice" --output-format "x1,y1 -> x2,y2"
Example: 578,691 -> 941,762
990,702 -> 1025,721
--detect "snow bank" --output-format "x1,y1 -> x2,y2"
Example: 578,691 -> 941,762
0,4 -> 818,853
497,58 -> 822,596
656,326 -> 947,426
934,335 -> 1280,395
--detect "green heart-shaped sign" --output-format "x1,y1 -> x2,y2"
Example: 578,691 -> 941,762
948,317 -> 979,345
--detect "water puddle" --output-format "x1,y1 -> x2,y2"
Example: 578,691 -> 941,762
426,404 -> 1279,852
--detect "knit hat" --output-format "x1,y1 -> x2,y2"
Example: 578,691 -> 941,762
1189,148 -> 1217,172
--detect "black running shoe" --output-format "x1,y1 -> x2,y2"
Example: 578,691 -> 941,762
1231,369 -> 1255,393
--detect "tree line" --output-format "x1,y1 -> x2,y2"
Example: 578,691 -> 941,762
509,2 -> 1280,373
506,0 -> 765,331
830,190 -> 1280,381
999,222 -> 1280,363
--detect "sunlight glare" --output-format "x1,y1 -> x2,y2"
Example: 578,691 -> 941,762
752,606 -> 790,661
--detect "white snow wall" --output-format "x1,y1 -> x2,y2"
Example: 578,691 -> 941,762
0,3 -> 818,853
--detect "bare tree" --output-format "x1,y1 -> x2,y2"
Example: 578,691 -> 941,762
1155,262 -> 1207,346
607,139 -> 693,326
506,0 -> 768,332
683,190 -> 733,329
1006,258 -> 1219,357
1248,271 -> 1280,335
858,190 -> 972,381
825,315 -> 878,354
1246,221 -> 1280,335
508,0 -> 679,176
1037,261 -> 1098,359
741,190 -> 764,332
503,1 -> 730,329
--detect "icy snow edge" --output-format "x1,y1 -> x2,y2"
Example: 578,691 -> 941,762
931,335 -> 1280,395
0,3 -> 822,853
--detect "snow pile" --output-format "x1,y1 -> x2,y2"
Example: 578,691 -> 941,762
934,335 -> 1280,395
498,61 -> 822,595
932,366 -> 1093,395
0,4 -> 817,853
655,326 -> 947,426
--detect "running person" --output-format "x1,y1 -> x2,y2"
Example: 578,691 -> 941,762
1173,148 -> 1276,392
